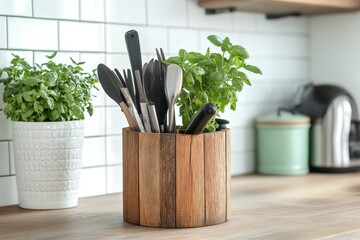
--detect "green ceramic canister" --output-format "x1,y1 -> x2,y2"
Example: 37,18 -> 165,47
255,110 -> 310,175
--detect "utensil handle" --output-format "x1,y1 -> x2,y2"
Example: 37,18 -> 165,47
140,103 -> 152,132
148,104 -> 160,133
184,103 -> 217,134
125,30 -> 142,113
167,103 -> 176,133
120,87 -> 145,132
119,102 -> 137,131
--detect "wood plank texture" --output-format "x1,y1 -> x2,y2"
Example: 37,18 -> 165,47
138,132 -> 161,227
197,0 -> 360,15
225,129 -> 231,220
204,131 -> 226,226
159,134 -> 176,228
122,128 -> 139,224
176,134 -> 205,228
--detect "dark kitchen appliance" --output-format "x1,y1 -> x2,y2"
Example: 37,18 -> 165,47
295,84 -> 360,172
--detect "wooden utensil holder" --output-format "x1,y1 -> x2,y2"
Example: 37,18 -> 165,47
122,127 -> 231,228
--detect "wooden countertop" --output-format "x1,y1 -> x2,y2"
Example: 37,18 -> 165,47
1,173 -> 360,239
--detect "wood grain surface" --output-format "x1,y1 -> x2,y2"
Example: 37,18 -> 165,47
138,132 -> 161,227
2,174 -> 360,239
176,134 -> 205,228
122,128 -> 139,224
159,133 -> 176,228
204,131 -> 226,226
225,129 -> 231,220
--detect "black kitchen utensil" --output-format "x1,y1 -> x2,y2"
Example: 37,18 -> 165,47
97,64 -> 137,130
114,68 -> 127,88
215,118 -> 230,130
184,103 -> 217,134
123,69 -> 136,108
125,29 -> 143,114
154,60 -> 168,130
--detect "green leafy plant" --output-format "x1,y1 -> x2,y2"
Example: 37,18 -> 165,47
0,52 -> 98,122
164,35 -> 262,132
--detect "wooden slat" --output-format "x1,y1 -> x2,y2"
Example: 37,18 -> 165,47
159,134 -> 176,228
138,132 -> 161,226
204,131 -> 226,226
122,128 -> 139,224
176,134 -> 205,228
225,129 -> 231,220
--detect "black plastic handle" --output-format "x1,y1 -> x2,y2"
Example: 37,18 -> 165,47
184,103 -> 217,134
125,30 -> 143,113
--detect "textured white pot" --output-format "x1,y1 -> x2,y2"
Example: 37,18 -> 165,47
12,121 -> 84,209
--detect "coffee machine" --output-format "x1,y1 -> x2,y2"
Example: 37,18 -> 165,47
294,84 -> 360,172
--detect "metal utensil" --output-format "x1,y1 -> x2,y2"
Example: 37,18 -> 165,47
164,64 -> 183,133
134,70 -> 152,132
97,64 -> 137,130
125,30 -> 143,114
185,103 -> 217,134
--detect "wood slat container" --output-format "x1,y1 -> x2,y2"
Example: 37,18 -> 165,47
122,128 -> 231,228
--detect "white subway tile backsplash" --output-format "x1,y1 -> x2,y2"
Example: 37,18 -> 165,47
188,0 -> 232,30
0,111 -> 12,140
33,0 -> 79,20
80,0 -> 105,22
82,137 -> 106,167
0,176 -> 18,206
9,141 -> 15,175
106,0 -> 146,24
231,127 -> 254,153
0,142 -> 10,176
106,24 -> 131,53
79,167 -> 106,197
136,26 -> 168,54
106,165 -> 122,193
239,34 -> 309,57
232,151 -> 255,175
148,0 -> 187,27
8,18 -> 58,50
0,17 -> 7,48
106,107 -> 128,135
59,21 -> 105,52
106,136 -> 122,165
0,0 -> 32,16
169,29 -> 198,54
84,107 -> 106,136
105,53 -> 131,72
256,15 -> 308,34
233,12 -> 257,31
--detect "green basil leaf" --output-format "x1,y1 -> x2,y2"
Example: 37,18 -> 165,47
207,35 -> 223,47
46,52 -> 57,59
46,97 -> 55,110
231,45 -> 249,59
187,52 -> 204,63
244,64 -> 263,74
23,77 -> 42,86
71,105 -> 84,119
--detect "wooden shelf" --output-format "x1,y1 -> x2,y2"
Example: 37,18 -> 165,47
198,0 -> 360,16
2,173 -> 360,239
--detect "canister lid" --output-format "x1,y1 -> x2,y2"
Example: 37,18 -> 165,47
255,111 -> 310,126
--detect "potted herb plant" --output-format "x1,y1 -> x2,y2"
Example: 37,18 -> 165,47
0,52 -> 98,209
165,35 -> 262,131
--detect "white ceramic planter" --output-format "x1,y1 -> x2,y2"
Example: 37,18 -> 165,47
12,121 -> 84,209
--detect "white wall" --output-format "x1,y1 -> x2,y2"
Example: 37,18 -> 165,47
310,11 -> 360,114
0,0 -> 310,206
